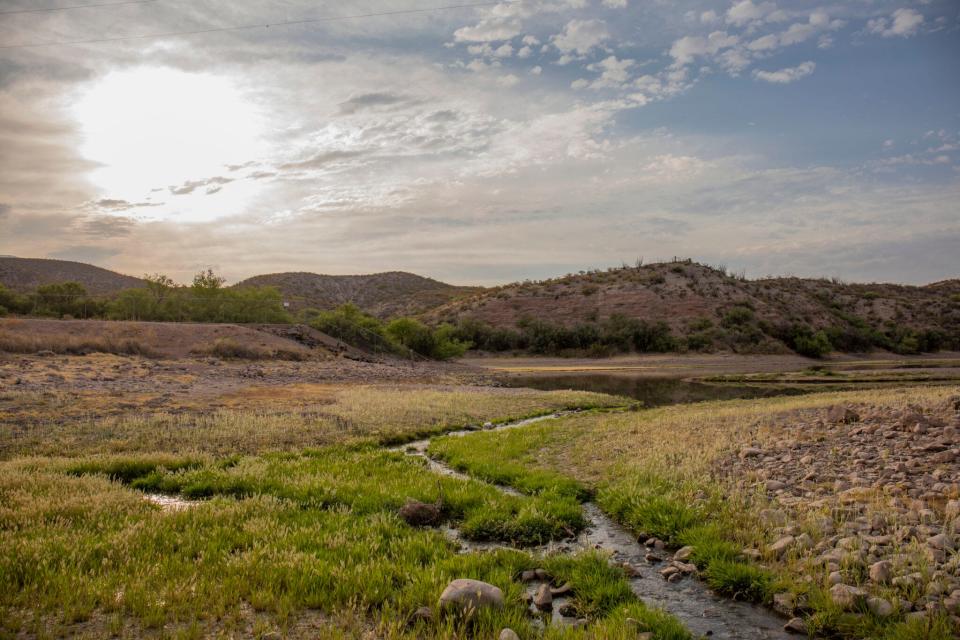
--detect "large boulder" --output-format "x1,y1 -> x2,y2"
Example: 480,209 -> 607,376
438,579 -> 504,616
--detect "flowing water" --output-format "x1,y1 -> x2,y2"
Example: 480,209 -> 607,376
395,414 -> 792,639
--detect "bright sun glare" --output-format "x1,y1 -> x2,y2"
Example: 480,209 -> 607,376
73,67 -> 267,218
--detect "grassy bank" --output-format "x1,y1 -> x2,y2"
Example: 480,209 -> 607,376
0,383 -> 694,638
428,386 -> 960,639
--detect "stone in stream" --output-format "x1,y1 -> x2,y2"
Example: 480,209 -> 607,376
673,545 -> 694,561
783,617 -> 806,634
498,630 -> 520,640
438,579 -> 504,615
551,582 -> 573,597
520,569 -> 537,582
533,583 -> 553,610
398,499 -> 440,526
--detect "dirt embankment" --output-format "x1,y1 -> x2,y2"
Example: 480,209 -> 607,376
0,318 -> 342,360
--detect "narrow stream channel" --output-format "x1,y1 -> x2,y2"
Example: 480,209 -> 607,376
395,414 -> 792,640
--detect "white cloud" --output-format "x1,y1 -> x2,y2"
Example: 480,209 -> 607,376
493,44 -> 514,58
529,65 -> 542,75
700,10 -> 719,25
726,1 -> 776,27
669,31 -> 738,67
602,0 -> 627,7
752,61 -> 816,84
587,55 -> 635,89
551,19 -> 610,55
867,8 -> 924,38
453,18 -> 521,43
747,34 -> 778,51
517,46 -> 533,58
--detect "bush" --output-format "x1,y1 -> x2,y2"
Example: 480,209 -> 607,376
794,330 -> 832,358
721,305 -> 755,328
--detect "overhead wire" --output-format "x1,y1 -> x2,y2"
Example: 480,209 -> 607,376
0,0 -> 158,16
0,0 -> 510,50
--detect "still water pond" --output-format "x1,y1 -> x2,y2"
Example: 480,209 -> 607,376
504,374 -> 809,407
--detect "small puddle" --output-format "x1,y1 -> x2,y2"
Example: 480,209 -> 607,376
144,493 -> 200,511
396,413 -> 792,639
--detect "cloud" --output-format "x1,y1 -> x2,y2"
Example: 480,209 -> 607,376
552,19 -> 610,55
453,18 -> 521,43
669,31 -> 738,67
587,56 -> 635,89
168,176 -> 235,195
47,245 -> 121,264
80,216 -> 136,238
752,61 -> 816,84
90,198 -> 163,212
279,150 -> 367,171
601,0 -> 627,7
726,1 -> 776,27
0,204 -> 9,220
867,8 -> 924,38
337,92 -> 414,115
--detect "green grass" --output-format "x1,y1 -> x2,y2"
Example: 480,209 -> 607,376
415,388 -> 960,639
428,423 -> 591,501
0,453 -> 687,638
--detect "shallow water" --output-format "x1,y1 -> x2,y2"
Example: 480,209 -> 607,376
397,414 -> 792,639
144,493 -> 199,511
503,374 -> 808,408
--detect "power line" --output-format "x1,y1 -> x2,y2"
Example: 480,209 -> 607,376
0,0 -> 158,16
0,0 -> 508,50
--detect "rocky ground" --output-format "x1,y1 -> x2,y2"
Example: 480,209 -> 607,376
725,394 -> 960,632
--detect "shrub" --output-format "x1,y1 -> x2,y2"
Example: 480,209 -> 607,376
721,306 -> 755,328
794,330 -> 832,358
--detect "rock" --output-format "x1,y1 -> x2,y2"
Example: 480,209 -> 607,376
438,579 -> 504,615
621,562 -> 642,577
557,602 -> 577,617
534,569 -> 551,581
674,545 -> 694,561
773,592 -> 795,616
644,552 -> 662,563
498,630 -> 520,640
660,566 -> 680,580
409,606 -> 433,624
533,583 -> 552,611
867,597 -> 894,617
828,406 -> 860,424
741,548 -> 762,562
928,533 -> 955,551
551,582 -> 573,597
868,560 -> 892,584
520,569 -> 537,582
830,584 -> 867,610
828,571 -> 843,585
398,499 -> 440,526
783,617 -> 806,634
766,480 -> 787,492
768,535 -> 796,558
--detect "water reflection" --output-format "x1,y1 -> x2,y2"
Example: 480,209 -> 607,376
504,374 -> 809,407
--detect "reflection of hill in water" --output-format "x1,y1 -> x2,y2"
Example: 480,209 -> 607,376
505,374 -> 808,408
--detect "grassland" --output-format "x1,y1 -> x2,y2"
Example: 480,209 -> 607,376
429,386 -> 960,640
1,381 -> 700,639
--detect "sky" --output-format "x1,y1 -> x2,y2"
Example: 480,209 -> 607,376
0,0 -> 957,286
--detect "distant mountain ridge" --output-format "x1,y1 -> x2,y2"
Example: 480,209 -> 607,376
0,257 -> 145,296
236,271 -> 480,319
1,257 -> 957,351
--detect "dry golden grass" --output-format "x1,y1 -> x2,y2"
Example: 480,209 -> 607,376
0,384 -> 624,458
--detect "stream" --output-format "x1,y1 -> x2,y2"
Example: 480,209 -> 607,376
395,413 -> 792,640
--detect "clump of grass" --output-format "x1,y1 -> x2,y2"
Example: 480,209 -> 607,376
192,337 -> 308,360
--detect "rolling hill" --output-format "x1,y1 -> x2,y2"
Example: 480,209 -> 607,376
0,257 -> 145,296
233,271 -> 480,318
423,260 -> 960,353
